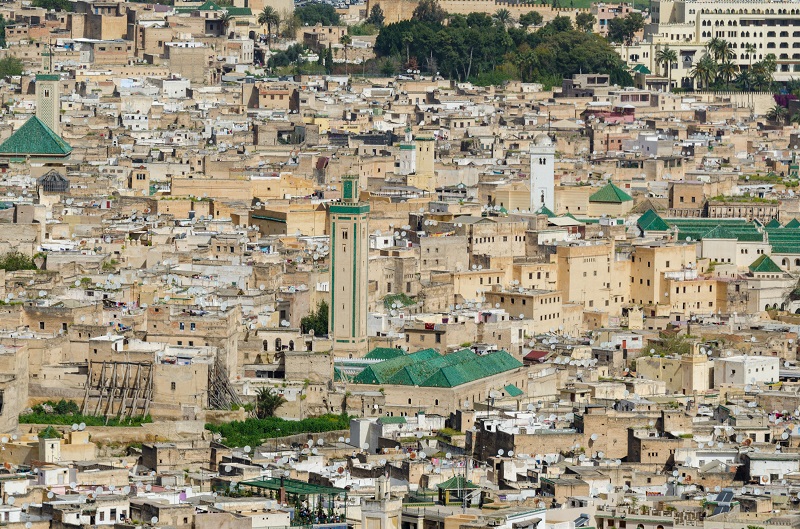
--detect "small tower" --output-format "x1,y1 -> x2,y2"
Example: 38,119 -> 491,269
361,476 -> 402,529
329,175 -> 370,357
407,135 -> 435,192
35,74 -> 61,136
39,433 -> 61,463
530,134 -> 555,212
397,127 -> 416,176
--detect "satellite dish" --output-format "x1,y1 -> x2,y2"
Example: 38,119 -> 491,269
151,517 -> 159,524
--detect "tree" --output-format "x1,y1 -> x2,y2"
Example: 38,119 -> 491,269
39,426 -> 62,439
655,45 -> 677,89
519,11 -> 543,28
717,60 -> 738,86
32,0 -> 72,11
690,54 -> 717,90
607,12 -> 643,45
706,37 -> 733,63
373,14 -> 632,86
412,0 -> 447,25
0,250 -> 35,270
340,34 -> 352,76
648,333 -> 692,357
300,300 -> 329,337
0,15 -> 7,48
219,11 -> 234,37
767,104 -> 788,123
280,12 -> 301,38
257,6 -> 280,49
366,4 -> 385,27
295,4 -> 340,26
255,387 -> 287,419
744,43 -> 757,68
380,57 -> 396,76
750,56 -> 775,91
493,8 -> 514,27
402,31 -> 414,65
575,12 -> 596,32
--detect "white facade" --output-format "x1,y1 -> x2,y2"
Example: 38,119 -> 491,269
713,355 -> 779,387
530,134 -> 555,212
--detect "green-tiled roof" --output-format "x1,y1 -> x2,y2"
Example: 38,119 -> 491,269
352,348 -> 439,385
632,64 -> 652,74
378,416 -> 407,425
438,476 -> 478,490
352,348 -> 522,388
749,254 -> 783,273
786,218 -> 800,228
364,347 -> 406,361
766,218 -> 782,228
535,205 -> 556,218
664,217 -> 765,243
637,209 -> 670,232
504,384 -> 524,397
589,182 -> 633,203
0,116 -> 71,157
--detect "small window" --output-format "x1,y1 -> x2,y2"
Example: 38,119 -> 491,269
171,382 -> 176,390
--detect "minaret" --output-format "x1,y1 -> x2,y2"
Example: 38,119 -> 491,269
35,74 -> 61,135
397,127 -> 416,176
329,175 -> 369,357
361,476 -> 402,529
530,134 -> 555,212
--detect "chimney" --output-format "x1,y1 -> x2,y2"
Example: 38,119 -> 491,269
279,475 -> 286,505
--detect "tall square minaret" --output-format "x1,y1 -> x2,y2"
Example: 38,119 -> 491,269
530,134 -> 555,212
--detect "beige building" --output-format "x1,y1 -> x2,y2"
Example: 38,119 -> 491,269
621,0 -> 800,88
556,240 -> 628,315
636,353 -> 714,394
629,242 -> 698,313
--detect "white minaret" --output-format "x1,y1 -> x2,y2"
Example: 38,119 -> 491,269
530,134 -> 555,212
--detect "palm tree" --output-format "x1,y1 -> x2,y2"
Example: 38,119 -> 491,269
255,387 -> 286,418
340,33 -> 352,76
790,113 -> 800,126
717,60 -> 738,86
767,104 -> 788,123
706,37 -> 733,63
257,6 -> 280,49
752,54 -> 777,91
493,8 -> 514,26
219,11 -> 234,37
690,54 -> 717,90
744,43 -> 757,68
655,45 -> 678,90
736,69 -> 753,90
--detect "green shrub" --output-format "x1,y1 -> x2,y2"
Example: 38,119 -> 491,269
205,413 -> 349,447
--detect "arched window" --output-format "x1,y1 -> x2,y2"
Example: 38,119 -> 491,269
263,340 -> 269,352
289,340 -> 295,351
275,338 -> 282,351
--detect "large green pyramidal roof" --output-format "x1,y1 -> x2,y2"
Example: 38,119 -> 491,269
0,116 -> 71,157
